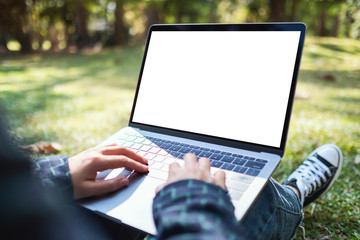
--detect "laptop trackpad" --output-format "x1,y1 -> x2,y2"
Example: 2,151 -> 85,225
106,173 -> 163,235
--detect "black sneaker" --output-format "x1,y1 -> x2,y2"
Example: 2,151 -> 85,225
283,144 -> 343,207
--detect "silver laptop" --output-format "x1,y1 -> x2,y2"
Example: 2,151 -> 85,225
81,23 -> 306,235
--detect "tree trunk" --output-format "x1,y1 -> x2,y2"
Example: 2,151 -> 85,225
288,0 -> 299,22
108,0 -> 127,46
268,0 -> 286,22
74,0 -> 90,48
0,29 -> 9,52
332,15 -> 340,37
318,5 -> 327,36
144,2 -> 161,33
209,1 -> 218,23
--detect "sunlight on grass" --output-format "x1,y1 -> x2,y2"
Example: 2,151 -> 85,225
0,37 -> 359,239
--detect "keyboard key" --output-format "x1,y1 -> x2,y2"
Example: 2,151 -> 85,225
149,147 -> 161,154
232,154 -> 243,158
134,137 -> 145,143
153,155 -> 166,162
158,149 -> 169,156
142,139 -> 152,145
230,174 -> 254,184
161,140 -> 171,143
154,142 -> 163,147
122,142 -> 134,148
178,153 -> 185,159
199,147 -> 210,151
244,156 -> 255,161
226,180 -> 249,192
117,135 -> 127,140
210,149 -> 221,153
148,169 -> 168,181
180,143 -> 190,147
233,166 -> 247,173
221,151 -> 232,156
140,145 -> 151,151
137,151 -> 147,157
170,141 -> 180,145
169,151 -> 181,157
221,163 -> 235,171
245,161 -> 265,170
160,164 -> 169,172
190,149 -> 202,155
164,157 -> 176,164
210,153 -> 223,160
189,145 -> 200,149
169,145 -> 181,151
160,143 -> 171,149
199,151 -> 212,158
210,160 -> 223,168
256,158 -> 268,163
229,190 -> 243,200
126,136 -> 137,141
233,158 -> 246,165
144,153 -> 156,160
178,147 -> 191,153
222,156 -> 235,163
130,143 -> 142,150
150,162 -> 164,170
246,168 -> 260,176
114,139 -> 125,145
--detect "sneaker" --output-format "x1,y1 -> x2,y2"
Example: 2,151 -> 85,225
283,144 -> 343,207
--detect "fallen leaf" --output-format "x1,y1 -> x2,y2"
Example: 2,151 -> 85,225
22,141 -> 62,154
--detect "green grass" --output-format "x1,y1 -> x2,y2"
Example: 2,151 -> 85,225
1,37 -> 359,239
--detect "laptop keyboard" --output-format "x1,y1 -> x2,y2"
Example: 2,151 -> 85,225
113,132 -> 269,200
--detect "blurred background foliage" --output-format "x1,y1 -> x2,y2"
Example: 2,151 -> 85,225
0,0 -> 360,53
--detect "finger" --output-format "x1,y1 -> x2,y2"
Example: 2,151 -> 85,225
168,162 -> 181,176
94,155 -> 149,172
84,177 -> 129,198
213,171 -> 227,191
100,146 -> 148,165
183,153 -> 197,169
198,157 -> 211,171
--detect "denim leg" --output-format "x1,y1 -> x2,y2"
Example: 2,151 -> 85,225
239,178 -> 303,240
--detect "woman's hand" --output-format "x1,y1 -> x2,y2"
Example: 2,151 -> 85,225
68,144 -> 148,199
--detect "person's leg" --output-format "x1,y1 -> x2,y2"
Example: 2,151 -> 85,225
239,144 -> 343,240
239,178 -> 303,240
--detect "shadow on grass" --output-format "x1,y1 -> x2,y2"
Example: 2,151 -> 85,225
298,69 -> 360,89
317,42 -> 360,55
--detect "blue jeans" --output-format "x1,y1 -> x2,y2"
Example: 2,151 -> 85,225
239,178 -> 303,239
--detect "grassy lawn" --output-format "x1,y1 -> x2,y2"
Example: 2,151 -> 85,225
1,37 -> 359,239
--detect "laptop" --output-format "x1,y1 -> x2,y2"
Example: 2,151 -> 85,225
80,23 -> 306,235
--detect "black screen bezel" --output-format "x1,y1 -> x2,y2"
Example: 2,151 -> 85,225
129,23 -> 306,157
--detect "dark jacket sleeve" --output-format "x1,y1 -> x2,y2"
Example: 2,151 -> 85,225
31,155 -> 73,197
152,179 -> 244,240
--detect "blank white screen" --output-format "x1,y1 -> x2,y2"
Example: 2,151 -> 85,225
132,31 -> 300,148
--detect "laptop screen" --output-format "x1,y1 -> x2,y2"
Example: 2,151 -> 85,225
132,29 -> 301,148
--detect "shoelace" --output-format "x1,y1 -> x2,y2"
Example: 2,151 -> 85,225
291,156 -> 331,197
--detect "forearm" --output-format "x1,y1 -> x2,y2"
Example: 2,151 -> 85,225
153,179 -> 244,240
31,155 -> 73,197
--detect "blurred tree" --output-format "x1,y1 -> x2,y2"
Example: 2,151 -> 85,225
0,0 -> 33,52
107,0 -> 128,46
74,0 -> 91,48
268,0 -> 286,21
